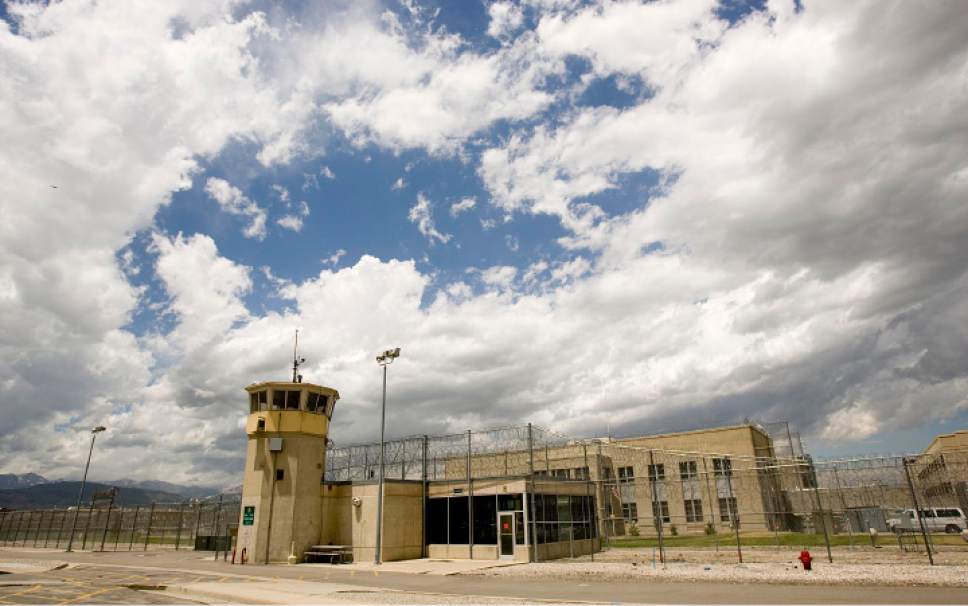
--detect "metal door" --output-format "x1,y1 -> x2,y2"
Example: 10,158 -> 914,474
499,513 -> 514,558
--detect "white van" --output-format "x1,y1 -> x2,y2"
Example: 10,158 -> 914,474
887,507 -> 967,534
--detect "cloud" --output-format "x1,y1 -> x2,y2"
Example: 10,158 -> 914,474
204,178 -> 267,240
450,197 -> 476,217
408,193 -> 451,244
392,177 -> 407,191
3,0 -> 968,487
322,249 -> 347,267
276,215 -> 304,232
487,2 -> 525,39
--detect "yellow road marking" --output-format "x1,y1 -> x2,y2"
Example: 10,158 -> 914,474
60,587 -> 112,604
0,586 -> 42,599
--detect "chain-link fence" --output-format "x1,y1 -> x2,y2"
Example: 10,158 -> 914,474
0,496 -> 239,553
326,422 -> 967,566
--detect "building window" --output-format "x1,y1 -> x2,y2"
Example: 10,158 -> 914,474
713,457 -> 732,477
272,390 -> 285,410
651,501 -> 670,523
647,464 -> 665,481
285,390 -> 300,410
275,469 -> 285,481
679,461 -> 698,480
684,499 -> 703,522
552,469 -> 570,479
307,392 -> 326,413
617,466 -> 634,481
718,497 -> 738,522
573,467 -> 589,479
622,502 -> 638,521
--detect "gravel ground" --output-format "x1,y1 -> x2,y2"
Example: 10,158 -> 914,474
592,546 -> 968,566
331,590 -> 544,604
468,559 -> 968,587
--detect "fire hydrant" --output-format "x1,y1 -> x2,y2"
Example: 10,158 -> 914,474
798,549 -> 813,571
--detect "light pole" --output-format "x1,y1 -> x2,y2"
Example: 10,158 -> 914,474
374,347 -> 400,565
66,425 -> 106,552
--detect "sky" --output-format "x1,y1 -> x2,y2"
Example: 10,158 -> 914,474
1,0 -> 967,488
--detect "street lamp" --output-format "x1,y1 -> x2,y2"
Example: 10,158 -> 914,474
374,347 -> 400,565
66,425 -> 106,552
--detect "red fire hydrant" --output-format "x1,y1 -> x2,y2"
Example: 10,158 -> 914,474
798,549 -> 813,571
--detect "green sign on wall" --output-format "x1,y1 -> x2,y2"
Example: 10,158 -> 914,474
243,506 -> 255,526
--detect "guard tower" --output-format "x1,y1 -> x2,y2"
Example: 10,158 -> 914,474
237,381 -> 339,563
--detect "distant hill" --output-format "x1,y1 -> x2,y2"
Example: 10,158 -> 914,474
0,473 -> 49,490
0,481 -> 184,510
106,479 -> 221,499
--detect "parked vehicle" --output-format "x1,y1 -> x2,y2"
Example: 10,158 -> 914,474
886,507 -> 967,534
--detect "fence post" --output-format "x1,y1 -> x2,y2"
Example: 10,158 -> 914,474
598,441 -> 610,549
648,449 -> 665,564
194,502 -> 203,549
214,495 -> 223,561
808,467 -> 833,563
832,465 -> 853,550
0,511 -> 7,544
58,510 -> 70,548
128,506 -> 140,550
528,423 -> 538,563
422,435 -> 428,559
143,503 -> 155,551
20,511 -> 32,547
902,457 -> 934,566
175,502 -> 186,550
466,429 -> 474,560
13,511 -> 25,546
32,510 -> 44,547
583,442 -> 594,561
723,462 -> 742,563
699,454 -> 719,553
114,508 -> 124,551
82,498 -> 97,550
99,491 -> 115,552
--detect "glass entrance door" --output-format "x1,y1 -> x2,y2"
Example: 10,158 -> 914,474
499,513 -> 514,558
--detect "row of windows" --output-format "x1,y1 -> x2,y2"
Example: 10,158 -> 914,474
614,458 -> 732,482
248,390 -> 333,416
426,494 -> 595,546
618,497 -> 738,524
530,494 -> 597,544
534,467 -> 589,480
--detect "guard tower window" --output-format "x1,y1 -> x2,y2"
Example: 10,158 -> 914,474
285,390 -> 300,410
276,469 -> 285,481
306,392 -> 319,412
272,390 -> 285,410
250,390 -> 268,413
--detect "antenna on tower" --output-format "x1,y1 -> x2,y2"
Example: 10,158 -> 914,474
292,329 -> 305,382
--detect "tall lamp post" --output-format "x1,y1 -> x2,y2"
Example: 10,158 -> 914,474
374,347 -> 401,565
66,425 -> 106,552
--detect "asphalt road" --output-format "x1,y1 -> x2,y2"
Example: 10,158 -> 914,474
1,548 -> 966,604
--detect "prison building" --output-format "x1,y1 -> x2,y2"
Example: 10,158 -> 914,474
237,381 -> 601,564
915,430 -> 968,513
430,424 -> 795,538
322,431 -> 601,563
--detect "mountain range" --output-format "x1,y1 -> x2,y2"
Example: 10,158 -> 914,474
0,473 -> 239,510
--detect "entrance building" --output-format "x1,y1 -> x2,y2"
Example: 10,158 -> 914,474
237,380 -> 600,563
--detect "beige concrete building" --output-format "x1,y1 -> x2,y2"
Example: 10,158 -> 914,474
238,381 -> 600,564
915,429 -> 968,513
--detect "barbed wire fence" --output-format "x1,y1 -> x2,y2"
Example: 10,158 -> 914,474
326,422 -> 967,566
0,496 -> 239,556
